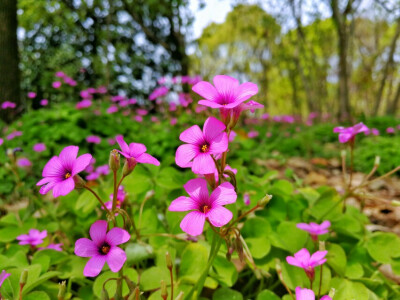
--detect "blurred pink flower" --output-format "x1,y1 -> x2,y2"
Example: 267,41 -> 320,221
1,101 -> 16,109
333,122 -> 368,143
17,158 -> 32,168
40,99 -> 49,106
76,99 -> 92,109
107,106 -> 118,114
149,86 -> 169,101
33,143 -> 46,152
16,229 -> 47,246
295,287 -> 332,300
6,131 -> 22,140
134,115 -> 143,122
386,127 -> 395,134
286,248 -> 328,281
55,71 -> 66,78
86,135 -> 101,144
39,243 -> 63,251
296,221 -> 331,241
28,92 -> 36,99
0,270 -> 11,288
248,130 -> 259,138
170,118 -> 177,126
52,81 -> 62,89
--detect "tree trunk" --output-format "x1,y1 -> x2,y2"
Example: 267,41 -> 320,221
0,0 -> 21,123
388,81 -> 400,114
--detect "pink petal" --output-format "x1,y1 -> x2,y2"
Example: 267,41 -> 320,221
179,125 -> 204,144
169,196 -> 198,212
309,250 -> 328,267
106,247 -> 126,272
128,142 -> 147,158
295,287 -> 315,300
105,228 -> 130,246
209,132 -> 228,154
234,82 -> 258,103
59,146 -> 79,170
135,153 -> 160,166
192,81 -> 219,101
296,223 -> 312,232
52,178 -> 75,197
320,296 -> 332,300
180,211 -> 206,236
207,206 -> 232,227
192,153 -> 216,174
203,117 -> 226,141
198,100 -> 223,108
213,75 -> 239,95
84,255 -> 106,277
320,220 -> 331,230
75,238 -> 98,257
209,182 -> 237,206
183,178 -> 209,203
72,153 -> 93,175
116,135 -> 130,154
175,144 -> 198,168
37,177 -> 53,186
90,220 -> 108,245
286,256 -> 303,268
42,156 -> 65,178
294,248 -> 311,264
39,181 -> 57,195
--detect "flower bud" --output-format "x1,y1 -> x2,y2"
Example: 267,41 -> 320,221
109,149 -> 120,172
329,288 -> 336,298
122,157 -> 137,177
175,291 -> 184,300
58,281 -> 66,300
166,252 -> 173,270
319,241 -> 326,251
20,269 -> 28,285
258,194 -> 272,206
161,280 -> 168,300
374,156 -> 380,166
392,200 -> 400,207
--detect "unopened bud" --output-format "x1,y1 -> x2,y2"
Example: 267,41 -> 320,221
319,241 -> 326,251
374,156 -> 380,166
175,291 -> 184,300
258,194 -> 272,206
392,200 -> 400,207
73,174 -> 86,189
58,281 -> 66,300
101,288 -> 110,300
109,149 -> 120,172
161,280 -> 168,300
20,269 -> 28,285
329,288 -> 336,298
122,157 -> 137,177
166,252 -> 173,270
275,259 -> 282,273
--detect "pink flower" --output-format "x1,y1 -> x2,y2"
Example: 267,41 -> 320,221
261,113 -> 269,120
28,92 -> 36,99
333,122 -> 368,143
295,287 -> 332,300
17,158 -> 32,168
33,143 -> 46,152
111,95 -> 125,102
213,164 -> 237,182
193,75 -> 258,110
108,138 -> 116,145
97,86 -> 108,94
134,115 -> 143,122
52,81 -> 62,89
119,100 -> 129,107
39,243 -> 63,251
115,135 -> 160,168
169,102 -> 177,111
0,270 -> 11,288
1,101 -> 16,109
55,71 -> 66,78
37,146 -> 92,197
371,128 -> 380,136
107,106 -> 118,114
136,109 -> 148,116
248,130 -> 259,138
74,220 -> 130,277
149,86 -> 169,101
86,135 -> 101,144
168,178 -> 237,236
80,90 -> 92,99
16,229 -> 47,246
170,118 -> 177,126
175,117 -> 228,174
40,99 -> 49,106
0,138 -> 3,146
296,221 -> 331,241
243,193 -> 250,206
76,99 -> 92,109
151,116 -> 159,123
286,248 -> 328,281
387,127 -> 395,134
6,131 -> 22,140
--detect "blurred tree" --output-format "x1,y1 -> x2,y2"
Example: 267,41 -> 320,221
0,0 -> 21,122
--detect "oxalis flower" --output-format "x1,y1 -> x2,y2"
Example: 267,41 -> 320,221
0,270 -> 11,288
37,146 -> 92,197
296,220 -> 331,241
169,178 -> 237,236
74,220 -> 130,277
175,116 -> 228,174
16,229 -> 47,246
295,287 -> 332,300
333,122 -> 368,143
286,248 -> 328,281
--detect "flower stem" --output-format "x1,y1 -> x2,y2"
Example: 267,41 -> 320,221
318,265 -> 323,299
84,186 -> 111,216
185,231 -> 222,300
112,170 -> 118,214
169,266 -> 174,300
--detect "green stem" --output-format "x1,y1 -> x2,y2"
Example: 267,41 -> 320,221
318,265 -> 323,299
112,171 -> 118,214
185,232 -> 223,300
84,186 -> 112,217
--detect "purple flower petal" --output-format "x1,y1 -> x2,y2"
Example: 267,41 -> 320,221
106,247 -> 126,272
72,153 -> 93,175
83,255 -> 106,277
128,142 -> 147,158
116,135 -> 130,154
175,144 -> 198,168
295,287 -> 315,300
192,81 -> 219,101
213,75 -> 239,96
207,206 -> 232,227
234,82 -> 258,103
39,181 -> 57,195
59,146 -> 79,171
198,100 -> 223,108
52,178 -> 75,197
309,250 -> 328,267
180,211 -> 206,236
105,228 -> 130,246
209,132 -> 228,154
192,153 -> 216,174
135,153 -> 160,166
209,182 -> 237,206
42,156 -> 65,178
75,238 -> 99,257
90,220 -> 108,245
179,125 -> 204,144
183,178 -> 209,203
203,117 -> 226,141
169,196 -> 198,212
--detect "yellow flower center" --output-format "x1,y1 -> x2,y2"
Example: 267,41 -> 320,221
201,205 -> 210,214
201,144 -> 208,153
65,172 -> 71,179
